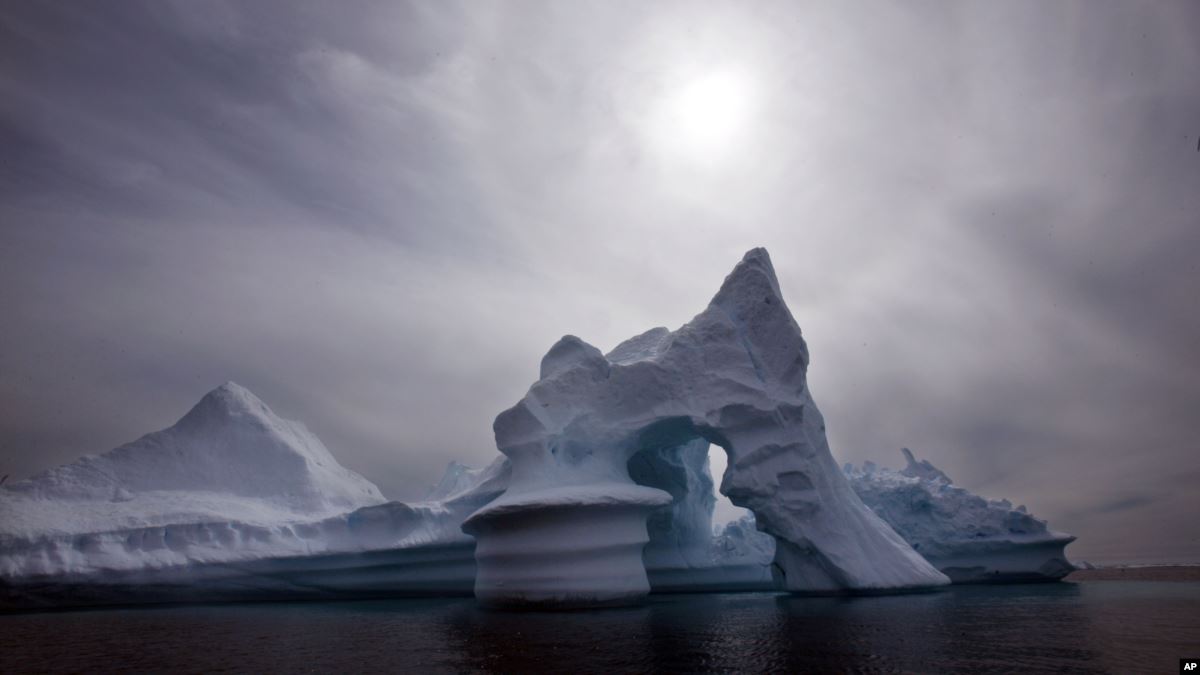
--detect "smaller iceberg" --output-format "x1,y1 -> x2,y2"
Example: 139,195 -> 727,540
843,449 -> 1076,583
0,383 -> 507,608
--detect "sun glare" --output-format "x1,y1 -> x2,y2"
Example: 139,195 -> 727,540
658,68 -> 754,162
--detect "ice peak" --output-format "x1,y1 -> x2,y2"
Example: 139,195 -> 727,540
710,247 -> 783,308
898,448 -> 952,483
704,247 -> 809,389
539,335 -> 607,379
207,380 -> 264,409
606,327 -> 671,365
177,381 -> 276,431
7,381 -> 384,513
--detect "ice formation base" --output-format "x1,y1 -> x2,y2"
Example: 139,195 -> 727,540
0,543 -> 478,609
463,485 -> 671,607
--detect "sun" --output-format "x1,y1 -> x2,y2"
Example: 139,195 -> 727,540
673,71 -> 749,147
656,68 -> 754,163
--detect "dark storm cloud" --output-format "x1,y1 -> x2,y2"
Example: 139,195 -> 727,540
1,0 -> 1198,563
0,1 -> 488,242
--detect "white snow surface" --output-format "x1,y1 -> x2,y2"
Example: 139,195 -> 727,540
843,449 -> 1076,582
466,248 -> 948,603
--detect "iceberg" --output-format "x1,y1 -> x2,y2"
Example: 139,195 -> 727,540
463,248 -> 949,607
843,449 -> 1076,582
0,383 -> 507,607
1,250 -> 1072,610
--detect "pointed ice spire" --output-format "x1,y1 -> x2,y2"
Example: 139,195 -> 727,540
899,448 -> 953,483
539,335 -> 608,380
707,247 -> 809,388
710,247 -> 784,309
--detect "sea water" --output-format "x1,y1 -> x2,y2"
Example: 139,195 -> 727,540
3,581 -> 1197,673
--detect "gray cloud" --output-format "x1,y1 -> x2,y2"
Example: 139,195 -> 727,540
2,0 -> 1198,563
1088,495 -> 1158,516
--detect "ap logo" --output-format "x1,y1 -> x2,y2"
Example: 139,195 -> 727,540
1183,660 -> 1199,672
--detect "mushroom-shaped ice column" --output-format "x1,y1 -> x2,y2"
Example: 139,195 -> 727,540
464,248 -> 949,608
461,337 -> 672,608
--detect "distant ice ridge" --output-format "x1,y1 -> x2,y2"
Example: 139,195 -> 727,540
425,461 -> 497,502
643,445 -> 1079,585
0,383 -> 508,603
464,248 -> 949,607
843,449 -> 1076,582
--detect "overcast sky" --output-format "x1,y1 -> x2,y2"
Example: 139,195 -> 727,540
2,1 -> 1198,563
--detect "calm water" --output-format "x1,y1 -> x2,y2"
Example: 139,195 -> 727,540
3,582 -> 1197,674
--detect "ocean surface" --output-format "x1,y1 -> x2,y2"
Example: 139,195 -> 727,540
3,581 -> 1197,674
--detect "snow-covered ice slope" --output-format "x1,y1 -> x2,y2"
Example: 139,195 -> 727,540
464,248 -> 948,606
844,449 -> 1075,582
3,381 -> 384,537
0,384 -> 510,604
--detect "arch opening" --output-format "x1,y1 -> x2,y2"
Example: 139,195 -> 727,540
626,434 -> 776,593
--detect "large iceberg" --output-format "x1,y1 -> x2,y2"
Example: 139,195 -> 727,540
1,250 -> 1074,610
843,449 -> 1076,582
0,383 -> 507,607
463,248 -> 949,607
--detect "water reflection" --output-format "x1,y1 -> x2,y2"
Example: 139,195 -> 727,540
3,583 -> 1197,674
448,603 -> 656,672
446,586 -> 1109,673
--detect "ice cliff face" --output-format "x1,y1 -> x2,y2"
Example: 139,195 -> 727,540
844,449 -> 1076,582
464,248 -> 948,606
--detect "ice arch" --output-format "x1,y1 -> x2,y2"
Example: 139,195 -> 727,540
463,249 -> 948,606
